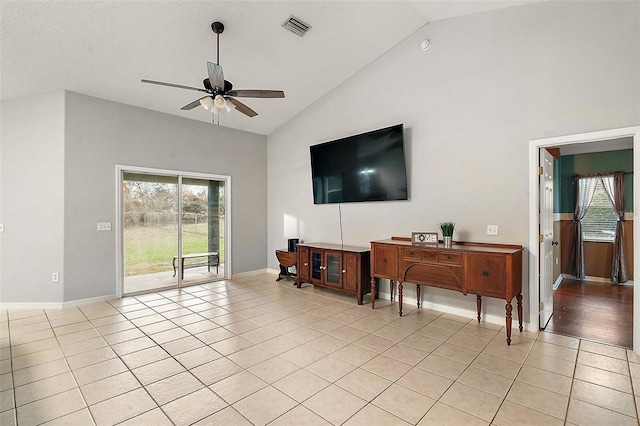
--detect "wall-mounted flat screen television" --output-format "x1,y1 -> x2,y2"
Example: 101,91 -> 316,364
310,123 -> 408,204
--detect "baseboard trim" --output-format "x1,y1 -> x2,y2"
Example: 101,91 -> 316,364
553,275 -> 564,290
561,273 -> 634,286
1,294 -> 118,311
231,268 -> 272,279
376,291 -> 534,333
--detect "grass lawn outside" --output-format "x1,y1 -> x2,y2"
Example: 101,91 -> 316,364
124,225 -> 224,276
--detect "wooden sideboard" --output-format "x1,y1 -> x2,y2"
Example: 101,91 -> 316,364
370,238 -> 523,345
297,242 -> 371,305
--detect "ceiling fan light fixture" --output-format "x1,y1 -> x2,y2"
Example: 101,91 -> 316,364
213,94 -> 226,109
200,96 -> 215,112
224,100 -> 236,112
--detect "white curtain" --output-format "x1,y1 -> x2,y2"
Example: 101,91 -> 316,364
601,173 -> 628,283
569,176 -> 598,279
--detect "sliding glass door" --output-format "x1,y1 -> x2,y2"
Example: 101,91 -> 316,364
179,178 -> 225,286
120,168 -> 229,295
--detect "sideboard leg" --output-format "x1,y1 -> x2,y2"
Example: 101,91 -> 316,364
371,278 -> 376,309
476,295 -> 482,322
505,301 -> 513,345
516,293 -> 523,332
416,285 -> 421,308
398,282 -> 404,317
390,280 -> 395,301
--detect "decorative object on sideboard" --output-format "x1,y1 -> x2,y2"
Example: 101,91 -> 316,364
287,238 -> 299,252
411,232 -> 438,246
439,222 -> 455,248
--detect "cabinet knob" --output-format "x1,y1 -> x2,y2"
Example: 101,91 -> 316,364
342,269 -> 347,274
304,262 -> 309,266
482,270 -> 490,277
447,255 -> 452,259
383,258 -> 388,263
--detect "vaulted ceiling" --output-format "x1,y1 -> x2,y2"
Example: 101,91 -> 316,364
1,1 -> 539,135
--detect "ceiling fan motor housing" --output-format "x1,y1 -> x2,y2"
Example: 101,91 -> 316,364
203,78 -> 233,94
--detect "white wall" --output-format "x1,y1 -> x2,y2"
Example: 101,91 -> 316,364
267,1 -> 640,322
1,92 -> 66,303
1,91 -> 268,303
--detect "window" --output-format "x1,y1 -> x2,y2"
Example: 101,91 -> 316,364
581,176 -> 617,242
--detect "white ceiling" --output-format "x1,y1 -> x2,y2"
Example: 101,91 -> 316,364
1,1 -> 539,135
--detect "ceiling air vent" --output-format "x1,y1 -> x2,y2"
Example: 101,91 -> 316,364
282,15 -> 311,37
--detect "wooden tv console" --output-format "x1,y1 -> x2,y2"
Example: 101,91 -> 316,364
370,238 -> 523,345
296,243 -> 371,305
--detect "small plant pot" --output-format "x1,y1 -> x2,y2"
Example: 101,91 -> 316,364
443,236 -> 453,248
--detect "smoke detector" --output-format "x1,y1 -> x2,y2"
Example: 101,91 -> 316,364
282,15 -> 311,37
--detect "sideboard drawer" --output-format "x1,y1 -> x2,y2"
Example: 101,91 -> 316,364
401,248 -> 423,261
438,251 -> 462,266
401,248 -> 438,262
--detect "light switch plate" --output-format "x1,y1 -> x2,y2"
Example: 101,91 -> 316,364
97,222 -> 112,231
0,223 -> 4,232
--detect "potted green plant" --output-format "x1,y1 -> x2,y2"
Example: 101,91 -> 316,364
439,222 -> 455,248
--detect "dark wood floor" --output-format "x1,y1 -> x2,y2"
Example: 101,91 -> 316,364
544,278 -> 633,349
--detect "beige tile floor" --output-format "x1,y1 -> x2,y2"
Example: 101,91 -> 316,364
1,273 -> 639,425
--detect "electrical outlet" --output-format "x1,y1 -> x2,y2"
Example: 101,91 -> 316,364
97,222 -> 112,231
487,225 -> 499,236
52,272 -> 59,283
0,223 -> 4,232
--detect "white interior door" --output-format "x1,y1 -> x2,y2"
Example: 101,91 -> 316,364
539,148 -> 554,328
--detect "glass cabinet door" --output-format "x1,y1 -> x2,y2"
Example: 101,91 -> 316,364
311,250 -> 323,282
325,252 -> 341,285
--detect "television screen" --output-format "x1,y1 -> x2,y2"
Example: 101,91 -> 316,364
310,124 -> 408,204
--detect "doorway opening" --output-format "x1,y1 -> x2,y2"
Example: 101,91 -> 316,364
529,127 -> 639,353
117,166 -> 231,296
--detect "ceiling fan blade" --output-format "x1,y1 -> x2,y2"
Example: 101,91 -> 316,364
141,79 -> 207,93
226,90 -> 284,98
181,97 -> 207,111
227,97 -> 257,117
207,62 -> 225,91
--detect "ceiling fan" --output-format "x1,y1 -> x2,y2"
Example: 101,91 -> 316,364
141,21 -> 284,120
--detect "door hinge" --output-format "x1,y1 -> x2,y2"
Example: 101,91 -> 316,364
538,166 -> 543,175
539,301 -> 544,311
539,234 -> 544,243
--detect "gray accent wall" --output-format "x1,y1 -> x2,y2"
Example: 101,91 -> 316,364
266,2 -> 640,322
1,92 -> 66,303
1,91 -> 267,303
